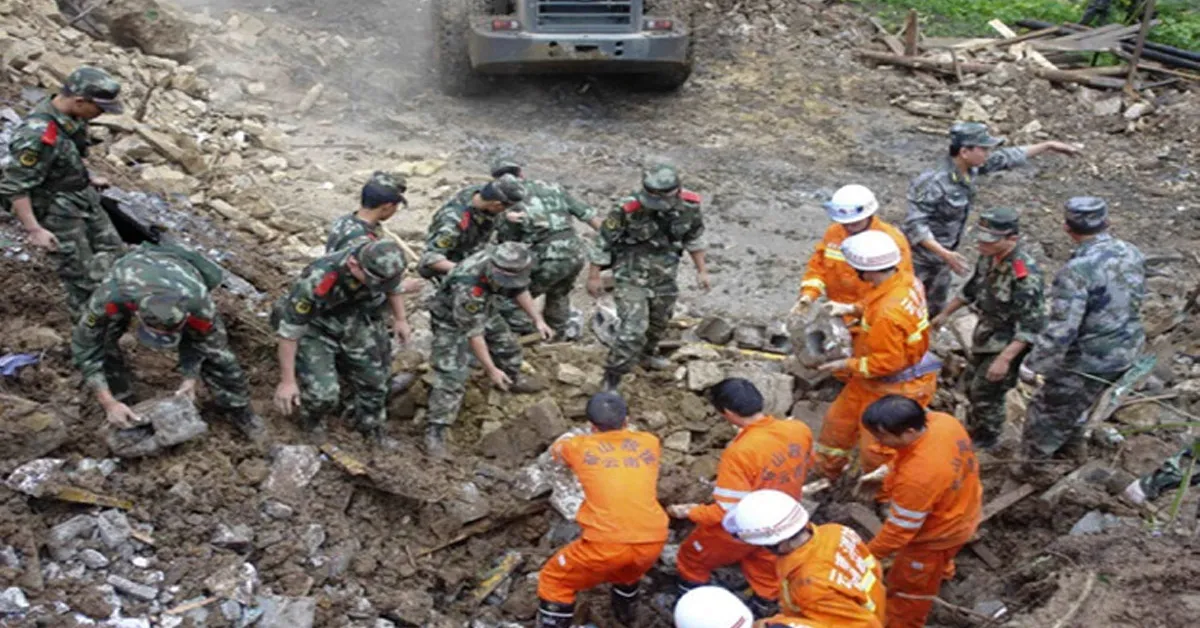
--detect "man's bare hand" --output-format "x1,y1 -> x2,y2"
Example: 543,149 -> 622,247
26,227 -> 59,251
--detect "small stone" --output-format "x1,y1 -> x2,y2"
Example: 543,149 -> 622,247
79,549 -> 110,570
642,410 -> 669,430
300,524 -> 326,556
131,556 -> 150,569
1020,119 -> 1043,135
108,619 -> 151,628
445,482 -> 491,525
974,599 -> 1007,619
957,98 -> 990,122
1093,98 -> 1122,117
256,595 -> 316,628
1123,101 -> 1152,120
0,587 -> 29,614
106,574 -> 158,601
48,515 -> 97,561
204,560 -> 258,605
212,523 -> 254,552
687,361 -> 725,392
384,589 -> 434,626
525,399 -> 567,441
664,431 -> 692,453
75,588 -> 114,619
97,511 -> 132,549
696,317 -> 734,344
733,325 -> 765,349
262,500 -> 294,520
259,155 -> 289,172
264,445 -> 322,499
219,599 -> 242,622
0,546 -> 19,570
107,396 -> 207,458
555,364 -> 588,387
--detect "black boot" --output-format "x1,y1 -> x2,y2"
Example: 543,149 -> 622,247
424,424 -> 448,459
229,406 -> 266,442
746,594 -> 779,619
537,599 -> 574,628
601,369 -> 623,392
611,583 -> 640,626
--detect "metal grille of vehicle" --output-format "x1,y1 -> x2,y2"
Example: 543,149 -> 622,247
534,0 -> 634,30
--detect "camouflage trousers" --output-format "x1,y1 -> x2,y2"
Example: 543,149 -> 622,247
913,256 -> 952,320
966,350 -> 1025,448
426,308 -> 523,427
295,312 -> 391,431
496,253 -> 584,337
1021,367 -> 1122,457
1134,439 -> 1200,501
606,282 -> 676,375
38,193 -> 125,317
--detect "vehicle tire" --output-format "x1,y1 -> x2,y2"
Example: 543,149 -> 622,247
432,0 -> 492,97
635,0 -> 694,91
490,0 -> 512,13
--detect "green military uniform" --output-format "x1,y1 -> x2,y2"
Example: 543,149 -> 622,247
425,243 -> 533,430
957,208 -> 1045,448
325,171 -> 406,253
0,67 -> 126,316
592,166 -> 705,377
417,175 -> 525,280
903,122 -> 1028,318
494,178 -> 596,336
273,239 -> 407,434
71,242 -> 252,420
1022,197 -> 1145,457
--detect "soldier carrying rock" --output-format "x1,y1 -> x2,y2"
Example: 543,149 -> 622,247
587,165 -> 709,391
0,66 -> 127,317
490,159 -> 603,340
71,242 -> 263,438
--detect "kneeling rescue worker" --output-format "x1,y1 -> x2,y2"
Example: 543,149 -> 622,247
536,392 -> 667,627
861,395 -> 982,628
727,489 -> 886,628
674,585 -> 829,628
668,377 -> 814,617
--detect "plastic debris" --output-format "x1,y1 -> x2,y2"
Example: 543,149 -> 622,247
0,353 -> 40,377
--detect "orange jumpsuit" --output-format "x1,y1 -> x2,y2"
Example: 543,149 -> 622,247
867,412 -> 982,628
776,523 -> 886,628
536,429 -> 668,605
799,217 -> 914,305
761,617 -> 831,628
814,271 -> 938,479
676,417 -> 814,600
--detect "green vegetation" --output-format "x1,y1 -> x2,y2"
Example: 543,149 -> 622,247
856,0 -> 1200,51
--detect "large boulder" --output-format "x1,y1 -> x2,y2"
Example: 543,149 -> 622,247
79,0 -> 193,61
0,394 -> 69,463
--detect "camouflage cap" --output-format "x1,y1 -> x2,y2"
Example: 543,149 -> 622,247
480,174 -> 526,206
134,293 -> 191,350
950,121 -> 1004,148
642,164 -> 681,193
361,171 -> 407,207
63,66 -> 123,114
976,207 -> 1020,243
487,241 -> 533,289
356,239 -> 407,288
489,158 -> 522,178
1064,196 -> 1109,231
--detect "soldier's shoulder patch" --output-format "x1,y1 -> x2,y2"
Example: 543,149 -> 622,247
17,150 -> 39,167
40,121 -> 58,146
434,234 -> 455,249
1012,258 -> 1029,279
295,299 -> 312,315
679,189 -> 702,204
458,211 -> 471,231
464,301 -> 481,314
471,285 -> 485,298
314,271 -> 338,297
622,199 -> 641,214
603,215 -> 621,230
85,312 -> 98,327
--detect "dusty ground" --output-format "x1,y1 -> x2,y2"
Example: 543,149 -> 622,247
2,0 -> 1199,626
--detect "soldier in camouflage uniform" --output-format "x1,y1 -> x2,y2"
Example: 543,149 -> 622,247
490,160 -> 603,338
424,242 -> 553,457
417,174 -> 526,280
272,239 -> 410,444
325,172 -> 408,253
931,208 -> 1045,450
0,67 -> 126,316
1019,197 -> 1145,458
587,165 -> 709,391
903,122 -> 1078,318
71,242 -> 264,438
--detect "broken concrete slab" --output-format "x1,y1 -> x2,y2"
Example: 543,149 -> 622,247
733,325 -> 766,349
97,510 -> 133,549
445,482 -> 491,526
726,362 -> 795,417
695,316 -> 735,345
789,311 -> 851,367
663,431 -> 692,453
106,396 -> 207,458
524,399 -> 567,442
47,514 -> 98,562
211,523 -> 254,553
263,445 -> 321,499
79,549 -> 110,570
687,361 -> 725,392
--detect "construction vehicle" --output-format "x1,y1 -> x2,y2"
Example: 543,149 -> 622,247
432,0 -> 694,96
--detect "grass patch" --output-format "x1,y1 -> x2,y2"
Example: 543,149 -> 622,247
854,0 -> 1200,51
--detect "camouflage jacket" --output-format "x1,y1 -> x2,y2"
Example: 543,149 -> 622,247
274,248 -> 402,340
72,243 -> 227,389
428,248 -> 514,337
417,185 -> 499,277
959,241 -> 1046,353
0,97 -> 98,215
1027,233 -> 1145,374
496,179 -> 595,260
325,212 -> 383,253
589,190 -> 705,289
903,149 -> 1027,265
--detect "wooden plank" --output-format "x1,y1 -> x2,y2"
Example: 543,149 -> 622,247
981,483 -> 1035,523
902,9 -> 919,57
969,541 -> 1004,569
1127,0 -> 1159,95
867,16 -> 905,56
857,50 -> 995,76
989,19 -> 1058,70
1055,22 -> 1127,42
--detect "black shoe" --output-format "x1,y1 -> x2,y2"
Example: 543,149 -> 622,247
537,599 -> 574,628
362,425 -> 399,450
229,407 -> 266,442
424,425 -> 448,459
611,584 -> 639,626
746,594 -> 779,619
602,369 -> 623,392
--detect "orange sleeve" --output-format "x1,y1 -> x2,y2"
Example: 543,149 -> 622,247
799,238 -> 829,301
689,450 -> 751,527
852,314 -> 910,378
867,465 -> 942,559
551,436 -> 578,466
897,233 -> 914,276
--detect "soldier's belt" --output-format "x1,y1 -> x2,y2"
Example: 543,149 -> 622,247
43,178 -> 91,193
877,352 -> 943,384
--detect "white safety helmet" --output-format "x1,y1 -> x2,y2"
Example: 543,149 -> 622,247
674,586 -> 754,628
841,230 -> 902,272
824,184 -> 879,224
722,489 -> 811,547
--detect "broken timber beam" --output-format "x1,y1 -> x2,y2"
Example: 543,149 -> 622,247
989,19 -> 1058,70
981,483 -> 1035,523
867,16 -> 905,56
857,50 -> 995,75
902,10 -> 919,57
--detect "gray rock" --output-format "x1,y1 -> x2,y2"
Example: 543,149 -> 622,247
324,539 -> 360,580
384,589 -> 434,626
107,396 -> 208,458
542,520 -> 581,546
1093,97 -> 1122,117
262,500 -> 294,520
106,574 -> 158,601
263,445 -> 322,498
48,515 -> 98,561
97,511 -> 133,549
0,394 -> 68,462
204,560 -> 258,605
375,620 -> 398,628
0,546 -> 19,570
555,364 -> 588,387
212,523 -> 254,552
0,587 -> 29,614
66,562 -> 88,579
79,549 -> 111,570
687,361 -> 725,392
733,325 -> 765,349
524,400 -> 567,442
219,598 -> 243,622
445,482 -> 491,525
256,595 -> 316,628
1070,510 -> 1116,536
300,524 -> 326,557
663,431 -> 692,453
696,317 -> 734,344
642,410 -> 669,430
512,464 -> 551,501
726,363 -> 795,417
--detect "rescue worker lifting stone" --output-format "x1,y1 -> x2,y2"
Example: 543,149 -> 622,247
0,66 -> 126,317
587,164 -> 709,391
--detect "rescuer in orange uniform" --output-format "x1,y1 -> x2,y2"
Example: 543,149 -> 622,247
726,490 -> 886,628
793,184 -> 913,316
812,230 -> 940,480
861,395 -> 983,628
667,378 -> 815,617
536,392 -> 668,628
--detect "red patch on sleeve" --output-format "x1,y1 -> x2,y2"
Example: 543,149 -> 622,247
314,271 -> 338,297
680,189 -> 701,203
1013,259 -> 1028,279
104,302 -> 119,316
471,285 -> 484,298
40,121 -> 58,146
458,211 -> 471,231
622,199 -> 641,214
185,316 -> 214,333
